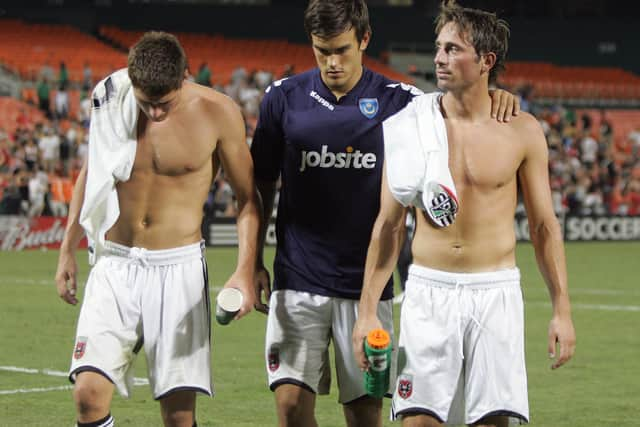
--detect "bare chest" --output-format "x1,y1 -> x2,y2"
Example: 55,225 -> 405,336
134,120 -> 216,176
446,122 -> 523,190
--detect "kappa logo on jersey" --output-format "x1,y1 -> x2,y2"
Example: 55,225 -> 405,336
397,374 -> 413,399
268,349 -> 280,372
74,337 -> 87,360
299,145 -> 377,172
309,90 -> 335,111
358,98 -> 379,119
426,182 -> 458,227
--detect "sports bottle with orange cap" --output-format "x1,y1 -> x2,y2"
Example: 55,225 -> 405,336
363,328 -> 392,398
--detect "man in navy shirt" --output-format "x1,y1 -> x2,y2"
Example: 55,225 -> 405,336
250,1 -> 519,426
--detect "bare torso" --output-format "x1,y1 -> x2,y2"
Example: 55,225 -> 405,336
106,82 -> 224,249
412,108 -> 527,272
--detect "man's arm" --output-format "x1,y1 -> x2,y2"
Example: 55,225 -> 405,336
352,164 -> 408,370
216,98 -> 261,319
249,82 -> 287,314
55,160 -> 87,305
517,113 -> 576,369
253,178 -> 276,314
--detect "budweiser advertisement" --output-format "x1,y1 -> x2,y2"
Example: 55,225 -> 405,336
0,215 -> 88,251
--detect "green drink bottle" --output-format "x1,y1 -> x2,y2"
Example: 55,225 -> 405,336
364,328 -> 391,398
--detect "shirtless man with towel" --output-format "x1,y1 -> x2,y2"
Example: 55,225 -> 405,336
55,32 -> 262,427
353,2 -> 576,426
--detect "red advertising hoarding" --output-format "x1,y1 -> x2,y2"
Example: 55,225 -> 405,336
0,216 -> 88,250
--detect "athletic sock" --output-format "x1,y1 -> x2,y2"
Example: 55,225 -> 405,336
77,413 -> 114,427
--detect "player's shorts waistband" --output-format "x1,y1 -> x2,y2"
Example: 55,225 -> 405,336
103,240 -> 205,266
408,264 -> 520,289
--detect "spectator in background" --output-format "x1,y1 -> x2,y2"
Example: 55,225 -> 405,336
280,63 -> 295,78
237,78 -> 260,109
630,183 -> 640,215
581,131 -> 598,170
12,141 -> 26,173
0,134 -> 11,174
37,78 -> 51,119
15,169 -> 30,213
58,61 -> 69,89
196,62 -> 212,87
55,82 -> 70,120
581,112 -> 592,132
38,126 -> 60,173
40,60 -> 55,83
24,138 -> 39,172
82,61 -> 93,91
599,110 -> 613,142
0,179 -> 23,215
628,125 -> 640,157
211,172 -> 236,217
231,66 -> 248,85
59,129 -> 72,177
28,166 -> 49,217
517,83 -> 533,113
78,91 -> 92,128
253,69 -> 273,90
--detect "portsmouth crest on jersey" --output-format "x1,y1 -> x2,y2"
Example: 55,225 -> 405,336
426,182 -> 458,227
397,374 -> 413,399
358,98 -> 379,119
268,348 -> 280,372
74,337 -> 87,360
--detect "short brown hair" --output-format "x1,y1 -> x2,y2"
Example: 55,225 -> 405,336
128,31 -> 187,97
304,0 -> 371,43
435,0 -> 509,85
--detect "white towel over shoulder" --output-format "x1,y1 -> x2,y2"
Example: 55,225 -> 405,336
383,92 -> 458,227
79,68 -> 139,263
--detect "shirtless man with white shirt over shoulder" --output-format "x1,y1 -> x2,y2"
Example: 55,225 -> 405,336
55,32 -> 262,427
353,2 -> 576,426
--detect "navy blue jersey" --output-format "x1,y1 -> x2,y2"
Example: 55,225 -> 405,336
251,67 -> 421,300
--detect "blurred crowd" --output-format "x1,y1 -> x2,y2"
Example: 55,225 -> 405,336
520,97 -> 640,217
1,63 -> 639,219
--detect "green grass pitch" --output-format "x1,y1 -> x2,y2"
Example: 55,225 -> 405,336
0,242 -> 638,426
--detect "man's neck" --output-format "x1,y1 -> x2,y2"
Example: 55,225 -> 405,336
441,81 -> 492,122
324,66 -> 364,101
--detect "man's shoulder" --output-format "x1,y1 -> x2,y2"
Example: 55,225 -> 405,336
508,111 -> 544,136
264,70 -> 314,97
184,82 -> 242,124
503,111 -> 547,154
188,82 -> 237,110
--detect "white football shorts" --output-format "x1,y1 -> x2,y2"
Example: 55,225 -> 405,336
69,240 -> 212,399
392,264 -> 529,425
265,289 -> 395,404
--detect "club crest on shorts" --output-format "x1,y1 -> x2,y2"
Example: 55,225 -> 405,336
268,348 -> 280,372
397,374 -> 413,399
74,337 -> 87,360
358,98 -> 379,119
426,182 -> 458,227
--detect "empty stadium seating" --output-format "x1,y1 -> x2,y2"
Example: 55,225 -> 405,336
0,19 -> 127,83
500,61 -> 640,100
